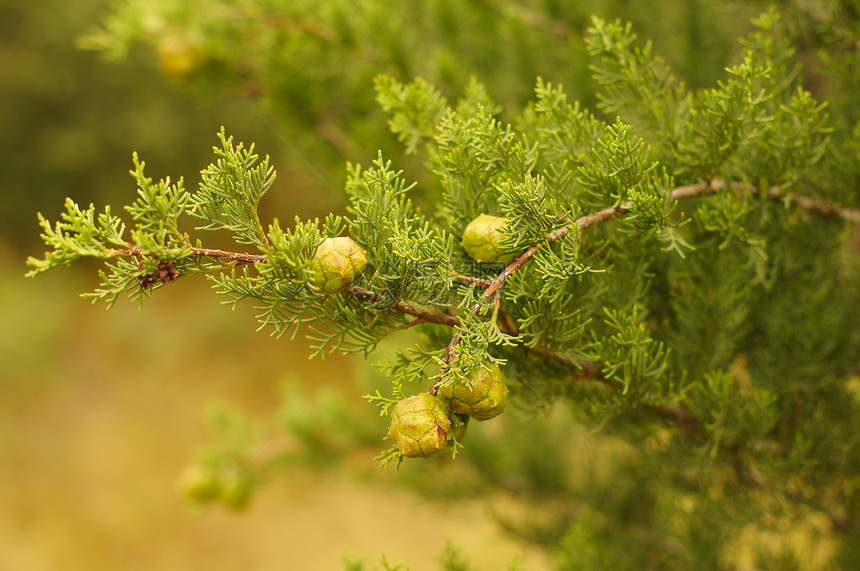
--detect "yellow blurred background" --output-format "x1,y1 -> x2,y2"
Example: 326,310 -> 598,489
0,252 -> 550,569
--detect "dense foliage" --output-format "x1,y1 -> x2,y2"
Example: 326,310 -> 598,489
27,1 -> 860,569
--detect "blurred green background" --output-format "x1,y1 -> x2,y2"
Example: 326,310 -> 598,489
0,0 -> 552,568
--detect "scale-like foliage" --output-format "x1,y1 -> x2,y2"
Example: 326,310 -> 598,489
188,129 -> 276,247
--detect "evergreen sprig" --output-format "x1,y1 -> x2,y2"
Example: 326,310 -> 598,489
26,199 -> 127,273
188,128 -> 276,248
577,119 -> 658,208
431,104 -> 538,231
598,306 -> 671,399
585,17 -> 689,154
26,9 -> 860,565
374,75 -> 446,154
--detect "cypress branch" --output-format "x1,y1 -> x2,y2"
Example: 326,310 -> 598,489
30,177 -> 856,328
55,4 -> 860,567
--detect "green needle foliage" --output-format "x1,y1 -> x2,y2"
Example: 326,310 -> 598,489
28,6 -> 860,570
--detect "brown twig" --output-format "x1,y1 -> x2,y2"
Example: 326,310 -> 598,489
525,346 -> 611,384
674,179 -> 860,224
102,180 -> 859,352
98,180 -> 857,436
452,271 -> 494,286
108,179 -> 858,396
427,178 -> 860,391
766,185 -> 860,224
109,245 -> 267,265
347,287 -> 460,328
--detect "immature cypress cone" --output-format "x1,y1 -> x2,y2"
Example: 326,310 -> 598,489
309,236 -> 367,293
437,361 -> 509,421
156,36 -> 206,80
388,393 -> 452,458
462,214 -> 516,263
219,467 -> 253,510
178,464 -> 220,504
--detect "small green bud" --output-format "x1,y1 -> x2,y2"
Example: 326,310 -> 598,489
157,36 -> 206,80
309,236 -> 367,293
388,393 -> 452,458
219,467 -> 253,510
437,361 -> 509,421
462,214 -> 516,263
178,464 -> 220,504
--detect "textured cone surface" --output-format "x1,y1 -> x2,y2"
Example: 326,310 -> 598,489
310,236 -> 367,293
462,214 -> 515,263
388,393 -> 451,458
437,362 -> 509,421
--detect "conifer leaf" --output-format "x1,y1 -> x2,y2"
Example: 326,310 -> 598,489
187,128 -> 275,247
375,75 -> 447,154
585,17 -> 689,153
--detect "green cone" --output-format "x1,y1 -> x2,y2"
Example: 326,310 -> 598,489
309,236 -> 367,293
219,467 -> 253,510
388,393 -> 452,458
462,214 -> 516,263
178,464 -> 220,504
437,361 -> 509,421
